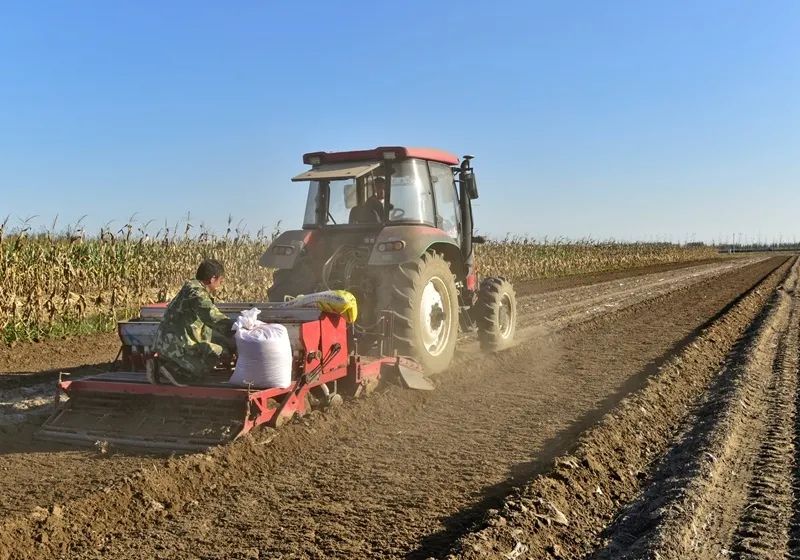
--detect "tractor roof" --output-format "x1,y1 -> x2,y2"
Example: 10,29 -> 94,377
302,146 -> 460,167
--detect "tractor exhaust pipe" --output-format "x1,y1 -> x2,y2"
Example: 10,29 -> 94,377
459,156 -> 477,271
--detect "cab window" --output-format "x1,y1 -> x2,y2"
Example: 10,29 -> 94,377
429,162 -> 460,240
387,159 -> 435,225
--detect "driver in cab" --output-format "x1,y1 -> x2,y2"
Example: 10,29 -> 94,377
350,176 -> 390,223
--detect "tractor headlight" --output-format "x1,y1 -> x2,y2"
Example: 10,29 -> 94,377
377,240 -> 406,252
272,245 -> 294,256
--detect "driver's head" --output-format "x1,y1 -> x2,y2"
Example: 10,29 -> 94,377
373,177 -> 386,200
196,259 -> 225,294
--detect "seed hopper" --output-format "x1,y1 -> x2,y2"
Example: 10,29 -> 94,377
38,303 -> 428,451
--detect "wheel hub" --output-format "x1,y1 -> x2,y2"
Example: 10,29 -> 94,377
499,293 -> 513,337
420,276 -> 451,356
430,304 -> 445,330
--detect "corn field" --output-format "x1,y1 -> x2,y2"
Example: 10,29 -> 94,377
0,218 -> 278,344
0,219 -> 716,345
476,236 -> 716,279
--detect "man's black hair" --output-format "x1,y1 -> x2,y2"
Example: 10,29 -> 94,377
196,259 -> 225,282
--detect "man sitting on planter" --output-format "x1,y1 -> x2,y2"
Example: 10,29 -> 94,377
150,259 -> 235,386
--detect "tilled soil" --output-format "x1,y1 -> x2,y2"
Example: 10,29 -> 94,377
449,256 -> 799,560
0,256 -> 787,560
512,256 -> 732,297
588,258 -> 800,560
0,332 -> 120,430
0,333 -> 120,378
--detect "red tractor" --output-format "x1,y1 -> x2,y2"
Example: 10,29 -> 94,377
36,146 -> 517,451
262,146 -> 516,373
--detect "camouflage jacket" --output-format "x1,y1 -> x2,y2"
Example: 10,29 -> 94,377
153,279 -> 235,378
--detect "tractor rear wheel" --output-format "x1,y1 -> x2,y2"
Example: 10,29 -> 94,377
381,252 -> 459,374
476,277 -> 516,352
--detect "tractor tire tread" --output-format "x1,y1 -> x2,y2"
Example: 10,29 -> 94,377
380,252 -> 459,374
476,276 -> 516,352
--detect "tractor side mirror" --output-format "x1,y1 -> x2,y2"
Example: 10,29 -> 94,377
464,172 -> 479,199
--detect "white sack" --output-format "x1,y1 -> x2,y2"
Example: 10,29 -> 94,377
229,308 -> 292,389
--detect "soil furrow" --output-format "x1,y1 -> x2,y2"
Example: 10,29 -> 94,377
790,348 -> 800,558
516,258 -> 759,331
635,259 -> 800,560
729,277 -> 799,559
588,258 -> 799,559
512,257 -> 732,297
447,256 -> 793,560
0,259 -> 783,560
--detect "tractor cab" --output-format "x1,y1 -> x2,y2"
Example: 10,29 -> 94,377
265,146 -> 479,281
294,148 -> 469,244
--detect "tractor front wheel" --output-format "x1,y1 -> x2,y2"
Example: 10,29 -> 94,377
381,252 -> 459,374
476,277 -> 517,352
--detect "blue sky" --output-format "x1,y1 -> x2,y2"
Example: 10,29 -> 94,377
1,1 -> 798,242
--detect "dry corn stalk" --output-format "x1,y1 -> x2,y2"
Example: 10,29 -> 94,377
0,221 -> 715,344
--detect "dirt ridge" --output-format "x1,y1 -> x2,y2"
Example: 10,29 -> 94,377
446,257 -> 794,559
632,258 -> 800,559
731,280 -> 799,558
591,258 -> 800,559
515,257 -> 758,332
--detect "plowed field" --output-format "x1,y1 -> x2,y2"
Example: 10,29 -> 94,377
2,255 -> 798,560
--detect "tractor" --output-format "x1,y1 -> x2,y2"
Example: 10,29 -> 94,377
36,146 -> 517,451
261,146 -> 517,373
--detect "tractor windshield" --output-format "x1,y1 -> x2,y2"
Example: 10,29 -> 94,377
302,159 -> 436,228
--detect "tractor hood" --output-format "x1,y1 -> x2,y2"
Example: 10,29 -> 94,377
292,161 -> 381,182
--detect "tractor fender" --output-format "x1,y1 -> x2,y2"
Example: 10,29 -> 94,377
367,226 -> 462,270
259,230 -> 314,269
